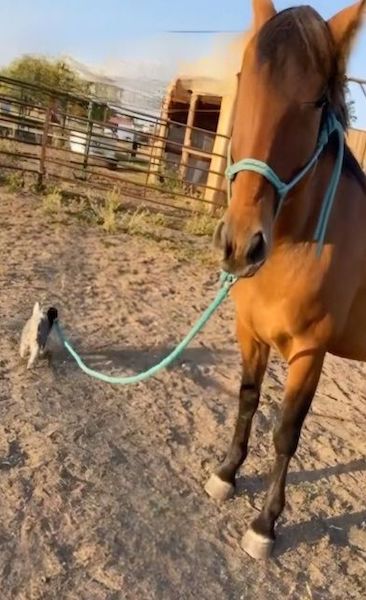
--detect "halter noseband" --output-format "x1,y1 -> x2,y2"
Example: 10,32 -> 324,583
225,111 -> 345,256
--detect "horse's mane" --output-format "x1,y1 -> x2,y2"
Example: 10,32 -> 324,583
256,6 -> 366,191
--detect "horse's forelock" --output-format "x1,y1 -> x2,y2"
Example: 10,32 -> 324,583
255,6 -> 349,129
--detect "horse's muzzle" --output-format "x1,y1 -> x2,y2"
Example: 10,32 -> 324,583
213,220 -> 267,278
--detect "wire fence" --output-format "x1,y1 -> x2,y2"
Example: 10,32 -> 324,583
0,75 -> 229,215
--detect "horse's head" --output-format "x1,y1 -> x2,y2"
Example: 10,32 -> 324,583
215,0 -> 365,277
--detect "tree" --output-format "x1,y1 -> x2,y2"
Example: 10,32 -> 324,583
347,98 -> 357,125
345,84 -> 357,125
0,55 -> 90,115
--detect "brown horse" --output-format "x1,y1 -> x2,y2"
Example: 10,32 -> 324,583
206,0 -> 366,559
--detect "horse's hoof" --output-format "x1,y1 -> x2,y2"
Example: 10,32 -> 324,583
241,527 -> 274,560
204,473 -> 235,502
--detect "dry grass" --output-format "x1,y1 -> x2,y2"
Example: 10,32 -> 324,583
42,187 -> 63,215
0,165 -> 217,265
0,139 -> 20,168
0,140 -> 23,189
53,189 -> 216,266
121,209 -> 168,236
88,187 -> 122,233
183,212 -> 217,237
5,171 -> 24,192
69,191 -> 168,237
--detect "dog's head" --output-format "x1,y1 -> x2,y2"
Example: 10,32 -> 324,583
47,307 -> 58,326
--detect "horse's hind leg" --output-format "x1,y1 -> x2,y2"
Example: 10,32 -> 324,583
205,323 -> 269,501
242,348 -> 325,560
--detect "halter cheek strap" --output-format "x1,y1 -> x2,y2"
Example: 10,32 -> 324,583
225,112 -> 345,256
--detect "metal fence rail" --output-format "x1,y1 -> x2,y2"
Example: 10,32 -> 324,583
0,75 -> 229,213
1,75 -> 364,213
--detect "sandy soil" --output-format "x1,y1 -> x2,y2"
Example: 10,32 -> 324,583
0,190 -> 366,600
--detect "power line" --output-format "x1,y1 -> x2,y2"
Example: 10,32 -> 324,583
165,30 -> 241,34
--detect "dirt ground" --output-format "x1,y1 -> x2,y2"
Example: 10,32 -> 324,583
0,190 -> 366,600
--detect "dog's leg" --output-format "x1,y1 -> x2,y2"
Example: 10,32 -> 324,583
27,345 -> 39,369
19,338 -> 27,359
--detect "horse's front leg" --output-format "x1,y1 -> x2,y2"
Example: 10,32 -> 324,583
242,348 -> 325,560
205,322 -> 269,501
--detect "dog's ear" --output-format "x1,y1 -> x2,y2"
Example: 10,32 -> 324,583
32,302 -> 41,317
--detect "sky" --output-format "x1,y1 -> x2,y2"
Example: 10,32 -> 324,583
1,0 -> 365,126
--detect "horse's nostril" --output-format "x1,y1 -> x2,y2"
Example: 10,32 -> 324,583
224,240 -> 234,261
213,220 -> 235,258
213,220 -> 236,261
213,220 -> 226,250
246,232 -> 267,265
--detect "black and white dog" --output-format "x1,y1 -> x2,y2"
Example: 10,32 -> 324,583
20,303 -> 58,368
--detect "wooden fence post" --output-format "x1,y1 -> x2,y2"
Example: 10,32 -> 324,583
180,93 -> 198,180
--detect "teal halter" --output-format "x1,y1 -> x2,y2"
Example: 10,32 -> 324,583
225,111 -> 345,256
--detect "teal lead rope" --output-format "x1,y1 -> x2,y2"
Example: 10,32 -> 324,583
54,272 -> 237,385
55,111 -> 344,385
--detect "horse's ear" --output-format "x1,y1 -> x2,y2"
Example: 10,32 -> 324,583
328,0 -> 366,58
252,0 -> 277,31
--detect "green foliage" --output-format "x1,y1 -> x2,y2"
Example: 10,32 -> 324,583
0,56 -> 90,116
347,98 -> 357,125
1,56 -> 89,95
346,84 -> 357,125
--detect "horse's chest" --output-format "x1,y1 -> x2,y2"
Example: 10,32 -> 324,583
232,276 -> 320,355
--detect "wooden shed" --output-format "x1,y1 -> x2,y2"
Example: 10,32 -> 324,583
150,42 -> 365,209
149,34 -> 248,208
